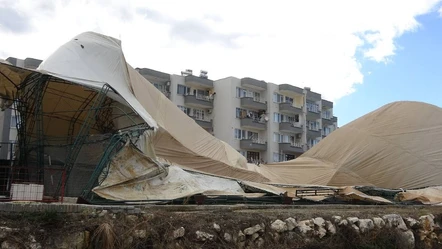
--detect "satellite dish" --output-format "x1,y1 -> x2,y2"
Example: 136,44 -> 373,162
264,116 -> 269,122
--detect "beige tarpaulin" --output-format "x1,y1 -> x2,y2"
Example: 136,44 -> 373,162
395,187 -> 442,205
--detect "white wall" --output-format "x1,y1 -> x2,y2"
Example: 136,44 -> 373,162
213,77 -> 239,149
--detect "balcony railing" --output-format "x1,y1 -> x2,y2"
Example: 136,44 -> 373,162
240,117 -> 266,130
184,94 -> 213,109
279,142 -> 304,154
240,139 -> 267,151
279,122 -> 302,134
279,102 -> 303,115
240,97 -> 267,110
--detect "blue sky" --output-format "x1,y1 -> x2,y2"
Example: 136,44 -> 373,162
335,12 -> 442,126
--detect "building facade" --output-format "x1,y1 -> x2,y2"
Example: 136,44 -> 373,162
136,68 -> 338,164
0,57 -> 42,159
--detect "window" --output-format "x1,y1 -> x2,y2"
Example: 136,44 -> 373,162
307,102 -> 319,113
308,139 -> 320,148
273,93 -> 284,103
273,133 -> 289,143
194,109 -> 205,120
177,84 -> 190,95
273,152 -> 283,162
322,110 -> 332,119
178,105 -> 191,115
307,121 -> 320,130
237,87 -> 260,101
323,127 -> 331,135
235,129 -> 258,140
274,113 -> 293,123
285,96 -> 293,103
236,108 -> 246,118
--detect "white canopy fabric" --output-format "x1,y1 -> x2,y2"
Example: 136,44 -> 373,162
37,32 -> 158,130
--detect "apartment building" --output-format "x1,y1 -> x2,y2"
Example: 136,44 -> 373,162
136,68 -> 215,134
136,68 -> 338,164
0,57 -> 43,159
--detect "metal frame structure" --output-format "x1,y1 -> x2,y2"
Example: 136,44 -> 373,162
0,71 -> 151,202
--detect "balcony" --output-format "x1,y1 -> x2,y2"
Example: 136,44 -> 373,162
185,75 -> 213,88
279,84 -> 304,95
306,90 -> 321,101
241,77 -> 267,91
279,143 -> 304,154
279,102 -> 303,115
307,129 -> 321,138
306,109 -> 320,120
279,122 -> 302,134
322,117 -> 333,126
192,117 -> 213,131
240,118 -> 266,131
322,99 -> 333,108
240,97 -> 267,110
240,139 -> 267,151
184,94 -> 213,109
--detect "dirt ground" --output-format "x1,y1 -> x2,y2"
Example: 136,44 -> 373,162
1,204 -> 442,248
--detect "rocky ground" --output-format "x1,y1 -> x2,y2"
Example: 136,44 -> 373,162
0,205 -> 441,248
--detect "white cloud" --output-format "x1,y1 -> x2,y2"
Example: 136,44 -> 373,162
0,0 -> 441,101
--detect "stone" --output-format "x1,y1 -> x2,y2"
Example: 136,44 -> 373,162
0,227 -> 13,239
351,224 -> 360,233
404,217 -> 419,229
383,214 -> 407,231
134,230 -> 147,239
296,222 -> 313,236
98,210 -> 108,217
372,217 -> 385,229
419,215 -> 435,232
173,227 -> 185,239
251,233 -> 259,241
260,223 -> 266,232
298,219 -> 313,228
332,216 -> 342,224
315,227 -> 327,238
396,230 -> 415,249
285,217 -> 297,231
213,223 -> 221,232
357,219 -> 374,233
338,219 -> 348,226
244,224 -> 262,235
238,230 -> 246,242
195,231 -> 214,241
255,237 -> 265,248
270,219 -> 288,233
1,241 -> 20,249
347,217 -> 359,225
313,217 -> 325,227
325,221 -> 336,235
223,232 -> 232,242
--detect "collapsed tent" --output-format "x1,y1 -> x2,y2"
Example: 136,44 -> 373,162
267,101 -> 442,189
1,31 -> 442,205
